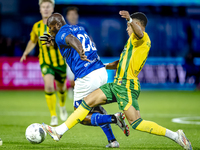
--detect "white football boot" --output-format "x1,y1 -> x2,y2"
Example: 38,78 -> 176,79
114,112 -> 130,136
50,116 -> 58,126
42,123 -> 61,141
175,130 -> 192,150
105,141 -> 120,148
59,106 -> 68,121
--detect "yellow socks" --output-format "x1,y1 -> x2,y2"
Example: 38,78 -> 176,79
65,100 -> 91,129
45,92 -> 57,117
57,91 -> 67,107
132,118 -> 166,136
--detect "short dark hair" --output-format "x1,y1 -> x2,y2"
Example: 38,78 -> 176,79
130,12 -> 148,27
65,6 -> 79,15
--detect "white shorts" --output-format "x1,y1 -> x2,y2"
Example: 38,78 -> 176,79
74,67 -> 108,101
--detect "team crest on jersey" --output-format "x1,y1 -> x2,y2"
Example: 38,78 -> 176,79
42,66 -> 48,74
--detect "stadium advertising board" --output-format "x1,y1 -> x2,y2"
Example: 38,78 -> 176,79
0,57 -> 199,90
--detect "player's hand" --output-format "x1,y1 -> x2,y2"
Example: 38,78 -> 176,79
119,10 -> 131,21
39,33 -> 55,47
20,53 -> 27,62
79,49 -> 90,62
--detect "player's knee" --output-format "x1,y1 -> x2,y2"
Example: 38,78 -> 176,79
127,116 -> 141,125
45,85 -> 54,93
84,90 -> 106,108
84,97 -> 95,107
56,83 -> 66,92
57,86 -> 66,93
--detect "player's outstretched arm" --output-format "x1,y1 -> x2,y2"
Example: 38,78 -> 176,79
119,10 -> 144,39
65,34 -> 90,62
20,40 -> 36,62
105,60 -> 119,69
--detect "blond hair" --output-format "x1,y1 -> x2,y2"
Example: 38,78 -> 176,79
39,0 -> 55,7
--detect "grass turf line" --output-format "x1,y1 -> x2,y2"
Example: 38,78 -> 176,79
0,90 -> 200,150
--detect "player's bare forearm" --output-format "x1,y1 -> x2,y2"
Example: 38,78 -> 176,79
129,21 -> 143,39
65,34 -> 90,62
119,10 -> 143,38
65,34 -> 83,53
106,60 -> 119,69
24,40 -> 36,55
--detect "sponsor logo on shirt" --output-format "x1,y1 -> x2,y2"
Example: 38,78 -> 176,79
84,58 -> 98,67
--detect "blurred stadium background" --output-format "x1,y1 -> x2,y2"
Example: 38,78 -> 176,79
0,0 -> 200,149
0,0 -> 200,90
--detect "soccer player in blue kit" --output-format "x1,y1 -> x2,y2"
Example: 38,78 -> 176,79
40,13 -> 129,148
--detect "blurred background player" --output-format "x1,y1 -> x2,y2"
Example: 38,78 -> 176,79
20,0 -> 68,126
65,6 -> 79,25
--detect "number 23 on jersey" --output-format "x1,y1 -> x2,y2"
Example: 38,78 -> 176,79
77,33 -> 97,52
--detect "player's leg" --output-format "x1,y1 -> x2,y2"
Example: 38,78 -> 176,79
121,78 -> 192,150
73,104 -> 119,147
42,88 -> 107,141
90,106 -> 129,147
43,84 -> 128,139
112,79 -> 192,149
54,64 -> 68,121
91,108 -> 119,148
74,102 -> 116,126
71,67 -> 128,147
58,68 -> 110,130
124,105 -> 192,150
42,68 -> 128,141
43,74 -> 58,126
56,80 -> 68,121
120,81 -> 177,140
53,88 -> 108,135
42,68 -> 109,139
124,105 -> 167,136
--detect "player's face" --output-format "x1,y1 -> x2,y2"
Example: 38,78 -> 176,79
48,24 -> 59,37
66,10 -> 79,25
40,2 -> 54,19
126,23 -> 133,37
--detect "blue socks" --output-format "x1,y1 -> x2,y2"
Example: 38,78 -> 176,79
91,113 -> 116,142
91,113 -> 113,126
100,124 -> 116,142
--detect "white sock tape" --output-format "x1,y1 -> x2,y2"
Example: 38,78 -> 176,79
0,139 -> 2,146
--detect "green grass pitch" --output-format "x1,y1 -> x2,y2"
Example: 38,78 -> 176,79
0,90 -> 200,150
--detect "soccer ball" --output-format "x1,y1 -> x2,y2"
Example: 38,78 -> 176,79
25,123 -> 46,144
